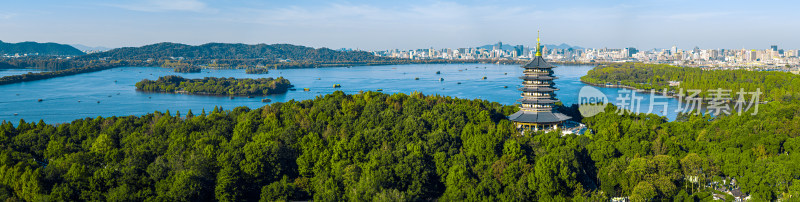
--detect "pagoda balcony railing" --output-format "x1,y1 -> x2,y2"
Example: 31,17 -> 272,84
523,81 -> 553,85
523,84 -> 554,88
521,107 -> 554,112
522,69 -> 553,74
519,75 -> 558,80
523,71 -> 552,76
522,92 -> 553,96
522,95 -> 554,100
522,95 -> 554,98
522,103 -> 554,108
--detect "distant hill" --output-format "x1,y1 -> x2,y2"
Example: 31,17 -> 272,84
0,62 -> 16,69
0,40 -> 86,56
70,44 -> 111,52
78,42 -> 388,62
477,43 -> 584,50
543,43 -> 584,50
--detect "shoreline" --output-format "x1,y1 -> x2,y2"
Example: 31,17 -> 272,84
136,89 -> 289,98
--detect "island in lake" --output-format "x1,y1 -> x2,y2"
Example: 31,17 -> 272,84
136,75 -> 292,96
173,66 -> 201,73
245,67 -> 269,74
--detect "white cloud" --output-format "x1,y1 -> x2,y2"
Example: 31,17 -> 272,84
110,0 -> 216,13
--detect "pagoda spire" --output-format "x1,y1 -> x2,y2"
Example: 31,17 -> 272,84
535,30 -> 542,57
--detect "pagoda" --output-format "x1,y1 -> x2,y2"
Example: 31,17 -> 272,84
508,31 -> 571,131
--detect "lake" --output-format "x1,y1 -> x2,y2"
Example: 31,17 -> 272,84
0,63 -> 685,124
0,68 -> 45,77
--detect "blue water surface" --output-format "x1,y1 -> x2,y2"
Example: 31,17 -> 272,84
0,63 -> 683,124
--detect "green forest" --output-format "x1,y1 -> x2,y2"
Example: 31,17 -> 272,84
1,90 -> 799,201
75,43 -> 389,63
173,66 -> 201,73
245,68 -> 269,74
0,62 -> 122,85
135,75 -> 293,96
581,63 -> 800,102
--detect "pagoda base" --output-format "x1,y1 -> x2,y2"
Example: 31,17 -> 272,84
508,110 -> 571,132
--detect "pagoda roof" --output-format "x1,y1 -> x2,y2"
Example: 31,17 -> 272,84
518,86 -> 558,92
517,98 -> 559,104
519,75 -> 558,80
522,56 -> 556,69
508,110 -> 571,123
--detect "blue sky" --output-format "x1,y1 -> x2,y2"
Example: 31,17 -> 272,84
0,0 -> 797,50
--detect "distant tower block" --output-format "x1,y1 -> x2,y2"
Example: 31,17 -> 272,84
508,31 -> 571,132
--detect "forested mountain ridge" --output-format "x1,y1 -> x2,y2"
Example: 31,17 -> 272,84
0,40 -> 85,56
76,42 -> 389,62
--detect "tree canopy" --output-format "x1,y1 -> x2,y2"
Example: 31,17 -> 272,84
0,89 -> 798,201
135,76 -> 293,96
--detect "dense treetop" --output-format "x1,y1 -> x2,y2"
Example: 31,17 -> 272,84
245,68 -> 269,74
0,40 -> 85,56
135,75 -> 293,96
0,90 -> 798,201
173,66 -> 201,73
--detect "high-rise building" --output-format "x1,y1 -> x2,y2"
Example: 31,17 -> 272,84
786,50 -> 798,58
671,46 -> 678,56
514,45 -> 524,58
771,45 -> 778,51
493,41 -> 503,51
508,31 -> 571,132
625,47 -> 638,57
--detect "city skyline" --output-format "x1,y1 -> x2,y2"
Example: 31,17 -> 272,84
373,42 -> 800,71
1,0 -> 799,50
